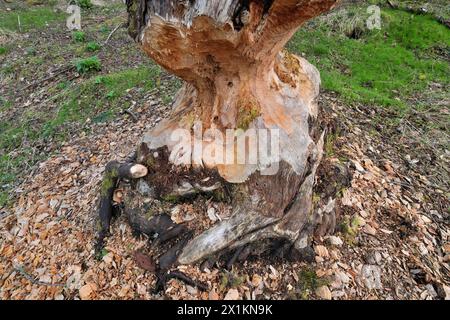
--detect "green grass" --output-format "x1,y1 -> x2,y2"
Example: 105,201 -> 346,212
0,7 -> 64,32
41,66 -> 161,138
0,47 -> 7,55
77,0 -> 94,10
72,31 -> 86,42
291,268 -> 329,300
74,56 -> 102,73
288,7 -> 450,112
86,41 -> 101,52
0,66 -> 162,207
387,0 -> 450,21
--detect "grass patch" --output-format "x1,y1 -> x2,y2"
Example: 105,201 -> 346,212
0,47 -> 7,55
41,66 -> 160,138
219,272 -> 245,292
74,56 -> 102,73
0,7 -> 64,32
72,30 -> 86,42
338,215 -> 364,245
288,7 -> 450,112
77,0 -> 94,10
290,268 -> 329,300
0,66 -> 161,207
86,41 -> 101,52
324,133 -> 338,157
25,47 -> 37,56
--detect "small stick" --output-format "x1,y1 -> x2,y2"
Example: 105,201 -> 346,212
104,22 -> 126,45
154,270 -> 209,293
166,271 -> 209,291
17,15 -> 22,33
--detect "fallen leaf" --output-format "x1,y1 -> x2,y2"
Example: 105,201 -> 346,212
315,286 -> 332,300
79,283 -> 94,300
251,274 -> 262,287
209,289 -> 219,300
134,251 -> 155,272
224,288 -> 240,300
314,245 -> 329,258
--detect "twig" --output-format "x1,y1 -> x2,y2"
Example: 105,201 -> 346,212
154,270 -> 209,293
386,0 -> 395,9
104,23 -> 126,45
17,15 -> 22,33
167,271 -> 209,291
14,265 -> 65,287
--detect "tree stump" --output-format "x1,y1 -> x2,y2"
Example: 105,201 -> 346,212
98,0 -> 340,274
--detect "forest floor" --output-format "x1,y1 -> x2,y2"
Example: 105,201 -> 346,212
0,1 -> 449,300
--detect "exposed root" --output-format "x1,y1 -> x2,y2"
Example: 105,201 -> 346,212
225,245 -> 246,270
95,160 -> 150,256
177,208 -> 279,265
157,232 -> 193,271
126,210 -> 186,243
154,270 -> 209,294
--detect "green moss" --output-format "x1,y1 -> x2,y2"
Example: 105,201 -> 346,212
295,268 -> 329,299
161,194 -> 180,203
219,272 -> 244,292
126,0 -> 139,39
100,168 -> 118,196
312,193 -> 321,205
236,97 -> 260,130
145,156 -> 156,168
212,188 -> 229,203
339,215 -> 363,245
96,220 -> 103,232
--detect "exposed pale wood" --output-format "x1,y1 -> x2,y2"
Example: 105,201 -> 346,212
116,0 -> 339,266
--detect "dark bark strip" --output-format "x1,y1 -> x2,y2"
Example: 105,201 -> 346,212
95,160 -> 148,255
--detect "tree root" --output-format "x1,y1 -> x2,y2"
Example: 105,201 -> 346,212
94,128 -> 349,294
126,209 -> 187,244
95,159 -> 148,256
153,270 -> 209,294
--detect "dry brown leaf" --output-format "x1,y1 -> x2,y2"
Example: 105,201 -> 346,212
224,288 -> 240,300
314,245 -> 329,258
315,286 -> 332,300
133,251 -> 156,273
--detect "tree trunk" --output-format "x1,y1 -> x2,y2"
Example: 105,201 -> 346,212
105,0 -> 339,268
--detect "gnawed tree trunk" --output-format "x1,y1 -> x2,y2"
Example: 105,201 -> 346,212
97,0 -> 339,276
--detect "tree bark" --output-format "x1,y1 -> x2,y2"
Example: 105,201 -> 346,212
112,0 -> 339,268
